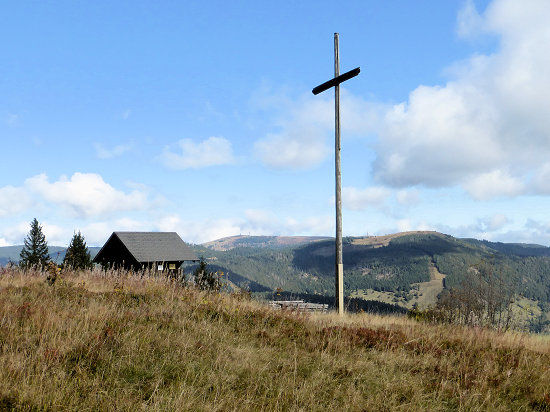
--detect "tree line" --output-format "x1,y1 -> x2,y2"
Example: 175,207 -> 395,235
18,218 -> 92,271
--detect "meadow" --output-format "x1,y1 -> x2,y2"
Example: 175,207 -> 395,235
1,266 -> 549,411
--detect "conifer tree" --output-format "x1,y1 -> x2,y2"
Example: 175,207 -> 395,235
63,231 -> 92,270
19,218 -> 50,269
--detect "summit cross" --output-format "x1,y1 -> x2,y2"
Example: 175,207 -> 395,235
312,33 -> 360,315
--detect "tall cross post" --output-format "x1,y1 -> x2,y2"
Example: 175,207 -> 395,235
312,33 -> 360,315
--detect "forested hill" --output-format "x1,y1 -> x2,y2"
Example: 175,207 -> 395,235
193,231 -> 550,306
461,237 -> 550,257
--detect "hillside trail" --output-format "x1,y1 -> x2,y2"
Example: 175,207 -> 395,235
412,259 -> 446,309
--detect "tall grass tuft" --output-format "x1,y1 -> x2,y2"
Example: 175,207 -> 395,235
0,266 -> 549,411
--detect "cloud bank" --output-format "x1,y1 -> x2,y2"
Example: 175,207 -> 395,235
24,173 -> 152,218
372,0 -> 550,200
252,90 -> 383,171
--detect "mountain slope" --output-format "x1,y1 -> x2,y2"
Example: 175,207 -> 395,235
191,232 -> 550,317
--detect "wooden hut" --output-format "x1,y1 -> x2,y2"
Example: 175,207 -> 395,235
93,232 -> 198,272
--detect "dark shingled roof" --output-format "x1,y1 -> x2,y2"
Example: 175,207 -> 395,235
94,232 -> 198,264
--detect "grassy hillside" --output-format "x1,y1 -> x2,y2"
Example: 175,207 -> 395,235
1,267 -> 549,411
4,231 -> 550,328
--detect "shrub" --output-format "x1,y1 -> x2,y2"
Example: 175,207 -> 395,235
193,259 -> 221,292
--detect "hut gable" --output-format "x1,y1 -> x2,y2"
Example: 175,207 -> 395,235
93,232 -> 197,270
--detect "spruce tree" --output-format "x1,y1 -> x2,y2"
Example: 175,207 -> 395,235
63,231 -> 92,270
19,218 -> 50,269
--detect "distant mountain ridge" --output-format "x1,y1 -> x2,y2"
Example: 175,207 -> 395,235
201,235 -> 331,251
3,231 -> 550,265
203,231 -> 550,256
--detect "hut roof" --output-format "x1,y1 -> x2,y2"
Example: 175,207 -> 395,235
94,232 -> 198,264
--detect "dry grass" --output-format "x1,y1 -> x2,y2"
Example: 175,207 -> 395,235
0,267 -> 549,411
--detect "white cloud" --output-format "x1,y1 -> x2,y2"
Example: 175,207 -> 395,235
396,219 -> 412,233
1,221 -> 41,246
0,186 -> 31,216
94,142 -> 133,159
113,217 -> 145,231
24,173 -> 151,218
157,215 -> 243,244
523,219 -> 550,245
242,209 -> 334,238
342,186 -> 390,211
153,210 -> 334,244
374,82 -> 501,187
456,0 -> 485,39
396,189 -> 420,206
252,90 -> 383,171
160,136 -> 235,170
370,0 -> 550,199
483,219 -> 550,245
243,209 -> 279,235
77,219 -> 148,246
41,222 -> 68,247
530,163 -> 550,195
284,215 -> 333,236
0,174 -> 162,245
479,214 -> 509,231
254,129 -> 329,170
465,170 -> 524,200
253,95 -> 331,170
242,209 -> 334,237
78,222 -> 113,246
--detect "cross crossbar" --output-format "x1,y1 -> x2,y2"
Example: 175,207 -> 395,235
312,67 -> 360,95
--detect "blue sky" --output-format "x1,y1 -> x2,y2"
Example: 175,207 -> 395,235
3,0 -> 550,247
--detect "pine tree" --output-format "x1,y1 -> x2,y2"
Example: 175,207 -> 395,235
63,231 -> 92,270
19,218 -> 50,269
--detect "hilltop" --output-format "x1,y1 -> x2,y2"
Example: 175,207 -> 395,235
0,268 -> 549,410
350,230 -> 444,247
200,231 -> 445,251
202,235 -> 331,251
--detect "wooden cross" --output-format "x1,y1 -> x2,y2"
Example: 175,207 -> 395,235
312,33 -> 360,315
